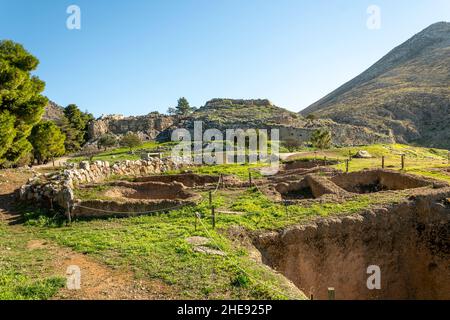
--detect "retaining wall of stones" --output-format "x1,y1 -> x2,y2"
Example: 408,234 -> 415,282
19,157 -> 184,211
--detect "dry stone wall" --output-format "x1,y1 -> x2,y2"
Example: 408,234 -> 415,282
19,157 -> 184,211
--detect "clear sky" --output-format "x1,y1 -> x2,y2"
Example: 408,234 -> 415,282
0,0 -> 449,117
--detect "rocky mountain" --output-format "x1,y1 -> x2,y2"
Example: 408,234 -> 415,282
42,100 -> 65,123
301,22 -> 450,149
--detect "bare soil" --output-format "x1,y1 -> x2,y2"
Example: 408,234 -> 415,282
0,168 -> 175,300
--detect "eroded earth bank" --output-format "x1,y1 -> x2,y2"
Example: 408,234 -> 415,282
253,188 -> 450,300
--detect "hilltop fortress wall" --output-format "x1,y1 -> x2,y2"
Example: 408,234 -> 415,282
88,99 -> 394,146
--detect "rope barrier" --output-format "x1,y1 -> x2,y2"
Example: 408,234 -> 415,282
211,176 -> 221,194
72,203 -> 187,215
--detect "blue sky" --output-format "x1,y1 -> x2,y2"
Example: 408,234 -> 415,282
0,0 -> 449,117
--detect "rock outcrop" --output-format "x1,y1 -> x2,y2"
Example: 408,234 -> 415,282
88,113 -> 178,141
87,99 -> 393,147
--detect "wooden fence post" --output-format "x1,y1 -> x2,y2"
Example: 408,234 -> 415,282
382,156 -> 385,169
194,212 -> 198,231
328,287 -> 335,300
211,206 -> 216,229
248,171 -> 252,185
66,202 -> 72,224
401,154 -> 405,170
345,159 -> 349,173
209,191 -> 212,207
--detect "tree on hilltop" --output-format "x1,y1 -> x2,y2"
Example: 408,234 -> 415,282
168,97 -> 194,116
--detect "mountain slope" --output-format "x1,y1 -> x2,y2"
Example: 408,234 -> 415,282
42,100 -> 65,123
301,22 -> 450,148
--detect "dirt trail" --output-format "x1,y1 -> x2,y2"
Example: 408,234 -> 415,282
0,168 -> 172,300
24,239 -> 172,300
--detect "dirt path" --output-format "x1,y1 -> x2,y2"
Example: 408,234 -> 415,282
31,156 -> 70,170
0,168 -> 171,300
24,238 -> 171,300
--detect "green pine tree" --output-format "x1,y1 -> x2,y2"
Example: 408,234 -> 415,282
0,40 -> 48,166
29,121 -> 66,166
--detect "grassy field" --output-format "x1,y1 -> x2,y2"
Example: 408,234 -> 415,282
1,143 -> 449,300
0,224 -> 65,300
288,144 -> 450,183
69,141 -> 178,163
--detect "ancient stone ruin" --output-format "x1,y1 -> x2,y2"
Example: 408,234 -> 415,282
19,157 -> 185,214
87,99 -> 394,146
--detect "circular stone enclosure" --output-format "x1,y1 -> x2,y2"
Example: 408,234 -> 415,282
330,170 -> 439,194
133,173 -> 240,188
72,181 -> 201,218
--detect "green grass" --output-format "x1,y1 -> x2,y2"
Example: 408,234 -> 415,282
20,184 -> 414,300
0,224 -> 65,300
288,144 -> 449,179
167,163 -> 265,180
70,141 -> 178,163
5,142 -> 450,300
28,198 -> 308,299
74,185 -> 115,201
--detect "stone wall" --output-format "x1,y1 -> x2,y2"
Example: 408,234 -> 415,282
88,113 -> 177,141
19,157 -> 184,211
86,99 -> 394,147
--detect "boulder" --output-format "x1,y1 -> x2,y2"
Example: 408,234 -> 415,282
354,150 -> 373,159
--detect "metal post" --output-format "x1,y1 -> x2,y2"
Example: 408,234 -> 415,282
401,154 -> 405,170
211,206 -> 216,229
382,156 -> 385,169
345,159 -> 349,173
209,191 -> 212,207
248,171 -> 252,186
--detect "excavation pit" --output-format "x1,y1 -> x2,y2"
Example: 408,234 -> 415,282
269,174 -> 349,202
133,173 -> 240,188
72,181 -> 201,218
133,173 -> 218,187
253,187 -> 450,300
330,169 -> 437,194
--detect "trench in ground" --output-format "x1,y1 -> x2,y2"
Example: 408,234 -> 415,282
253,191 -> 450,300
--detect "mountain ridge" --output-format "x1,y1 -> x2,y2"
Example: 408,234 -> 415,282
300,22 -> 450,148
